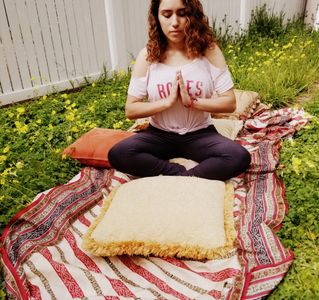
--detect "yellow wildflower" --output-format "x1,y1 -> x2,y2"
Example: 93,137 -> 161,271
19,125 -> 28,134
17,107 -> 25,114
66,112 -> 75,122
289,138 -> 295,145
3,146 -> 10,153
291,156 -> 302,175
112,121 -> 123,129
0,155 -> 7,164
42,95 -> 47,101
92,82 -> 96,87
112,93 -> 117,97
16,161 -> 24,169
71,126 -> 79,132
305,159 -> 315,169
283,43 -> 292,49
15,121 -> 28,133
61,94 -> 68,99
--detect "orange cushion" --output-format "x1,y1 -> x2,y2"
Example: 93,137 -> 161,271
63,128 -> 135,168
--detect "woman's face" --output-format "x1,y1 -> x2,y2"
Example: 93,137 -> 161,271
158,0 -> 188,45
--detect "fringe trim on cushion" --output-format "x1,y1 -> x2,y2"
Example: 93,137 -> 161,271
82,182 -> 236,261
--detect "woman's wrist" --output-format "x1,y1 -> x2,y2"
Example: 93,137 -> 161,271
184,96 -> 198,109
163,97 -> 175,109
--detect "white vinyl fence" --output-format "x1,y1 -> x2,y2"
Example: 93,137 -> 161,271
0,0 -> 112,106
0,0 -> 315,106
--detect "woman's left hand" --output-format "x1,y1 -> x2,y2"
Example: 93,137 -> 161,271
177,71 -> 192,107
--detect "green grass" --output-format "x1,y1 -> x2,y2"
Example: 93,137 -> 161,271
0,73 -> 134,233
1,9 -> 319,300
268,92 -> 319,299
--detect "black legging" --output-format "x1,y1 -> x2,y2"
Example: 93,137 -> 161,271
108,125 -> 251,181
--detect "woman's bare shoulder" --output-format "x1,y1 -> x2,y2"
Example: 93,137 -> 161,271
204,44 -> 227,69
132,47 -> 149,77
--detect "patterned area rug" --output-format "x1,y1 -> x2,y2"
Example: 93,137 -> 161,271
0,108 -> 309,299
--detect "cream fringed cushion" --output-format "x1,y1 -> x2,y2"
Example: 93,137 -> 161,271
82,176 -> 236,260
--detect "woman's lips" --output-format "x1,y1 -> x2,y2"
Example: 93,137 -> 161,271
170,31 -> 182,35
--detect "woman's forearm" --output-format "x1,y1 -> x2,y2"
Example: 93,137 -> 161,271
125,97 -> 171,120
192,90 -> 236,113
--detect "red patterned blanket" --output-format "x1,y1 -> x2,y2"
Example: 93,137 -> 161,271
0,108 -> 309,299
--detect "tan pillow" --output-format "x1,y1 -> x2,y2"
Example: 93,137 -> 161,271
212,89 -> 260,120
82,176 -> 236,260
212,119 -> 243,140
129,118 -> 243,141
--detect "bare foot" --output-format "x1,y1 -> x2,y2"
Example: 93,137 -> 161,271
169,157 -> 198,170
184,159 -> 198,170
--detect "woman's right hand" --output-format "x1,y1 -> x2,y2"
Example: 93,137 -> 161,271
165,71 -> 180,108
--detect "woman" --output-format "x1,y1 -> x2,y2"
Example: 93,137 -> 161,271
108,0 -> 251,181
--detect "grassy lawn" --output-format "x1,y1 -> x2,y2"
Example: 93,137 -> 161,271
1,10 -> 319,299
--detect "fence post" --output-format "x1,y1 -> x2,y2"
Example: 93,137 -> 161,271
104,0 -> 129,71
239,0 -> 248,32
315,3 -> 319,29
305,0 -> 319,30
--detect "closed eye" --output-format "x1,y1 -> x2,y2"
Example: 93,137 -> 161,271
177,9 -> 186,17
160,8 -> 186,18
161,11 -> 172,18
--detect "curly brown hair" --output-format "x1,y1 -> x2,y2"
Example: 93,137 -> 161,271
146,0 -> 216,63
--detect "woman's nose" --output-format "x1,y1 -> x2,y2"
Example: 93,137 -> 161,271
171,14 -> 179,27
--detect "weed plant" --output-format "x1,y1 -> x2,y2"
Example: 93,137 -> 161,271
1,7 -> 319,300
218,6 -> 319,108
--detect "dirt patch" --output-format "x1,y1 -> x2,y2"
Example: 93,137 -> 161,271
296,81 -> 319,104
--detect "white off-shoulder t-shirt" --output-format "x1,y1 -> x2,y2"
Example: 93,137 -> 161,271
128,57 -> 233,135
